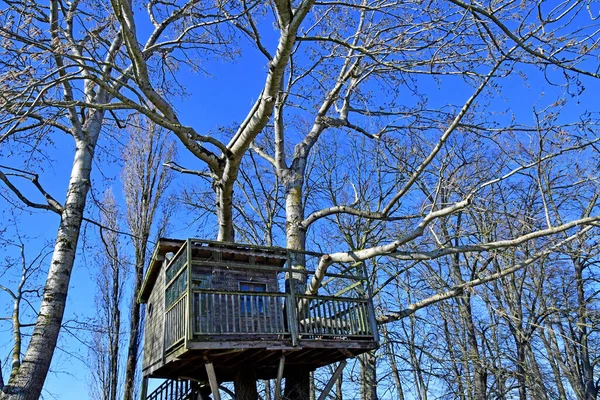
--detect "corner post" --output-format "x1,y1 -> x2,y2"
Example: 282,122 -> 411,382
286,251 -> 299,346
186,239 -> 193,349
362,262 -> 379,345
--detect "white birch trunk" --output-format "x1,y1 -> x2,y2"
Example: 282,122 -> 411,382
1,112 -> 103,400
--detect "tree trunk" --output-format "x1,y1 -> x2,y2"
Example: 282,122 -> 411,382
462,296 -> 487,400
110,263 -> 121,400
382,326 -> 405,400
216,170 -> 236,242
122,279 -> 142,400
122,246 -> 149,400
2,129 -> 99,399
235,370 -> 258,400
283,182 -> 311,399
515,337 -> 527,400
360,351 -> 378,400
574,258 -> 598,400
284,366 -> 310,400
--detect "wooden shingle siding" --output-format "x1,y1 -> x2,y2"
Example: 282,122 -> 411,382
142,258 -> 166,372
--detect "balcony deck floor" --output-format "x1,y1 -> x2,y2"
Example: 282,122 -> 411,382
147,337 -> 377,383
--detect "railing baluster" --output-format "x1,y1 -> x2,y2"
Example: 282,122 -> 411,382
225,293 -> 229,333
238,295 -> 243,333
334,300 -> 342,335
231,294 -> 236,333
326,301 -> 333,335
266,296 -> 272,333
262,295 -> 268,333
244,295 -> 249,333
359,302 -> 367,333
348,302 -> 356,335
316,298 -> 324,334
309,298 -> 316,335
322,300 -> 329,335
210,293 -> 215,333
274,296 -> 279,333
251,294 -> 257,332
344,301 -> 351,334
219,293 -> 223,333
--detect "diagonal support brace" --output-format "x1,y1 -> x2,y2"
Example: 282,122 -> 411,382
317,360 -> 347,400
274,354 -> 286,400
205,362 -> 222,400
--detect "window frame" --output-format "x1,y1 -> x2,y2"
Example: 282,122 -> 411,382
239,281 -> 267,315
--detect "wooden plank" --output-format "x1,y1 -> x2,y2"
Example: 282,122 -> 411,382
275,355 -> 285,400
186,239 -> 192,347
139,376 -> 149,400
318,360 -> 346,400
333,280 -> 363,297
187,340 -> 296,350
205,363 -> 221,400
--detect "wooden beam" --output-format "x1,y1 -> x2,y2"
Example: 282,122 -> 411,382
317,360 -> 347,400
274,355 -> 285,400
139,376 -> 149,400
205,363 -> 222,400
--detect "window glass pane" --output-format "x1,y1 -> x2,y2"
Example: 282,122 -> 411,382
240,282 -> 266,292
165,269 -> 187,308
240,282 -> 266,314
166,252 -> 186,283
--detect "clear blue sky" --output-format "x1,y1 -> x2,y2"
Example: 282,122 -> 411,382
1,5 -> 599,399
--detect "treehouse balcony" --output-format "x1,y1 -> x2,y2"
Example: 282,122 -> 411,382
139,239 -> 379,384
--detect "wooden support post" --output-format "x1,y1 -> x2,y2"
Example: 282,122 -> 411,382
205,363 -> 222,400
317,360 -> 346,400
286,253 -> 299,347
139,376 -> 149,400
186,239 -> 192,348
362,262 -> 380,345
274,355 -> 285,400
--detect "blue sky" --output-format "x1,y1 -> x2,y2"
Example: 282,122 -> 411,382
1,2 -> 599,399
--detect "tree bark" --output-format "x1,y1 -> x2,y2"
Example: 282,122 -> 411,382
360,351 -> 378,400
122,284 -> 142,400
216,175 -> 236,242
2,120 -> 100,399
283,181 -> 312,399
284,366 -> 310,400
234,370 -> 258,400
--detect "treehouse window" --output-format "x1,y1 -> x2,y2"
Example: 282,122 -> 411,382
240,282 -> 266,314
165,251 -> 186,283
165,269 -> 187,308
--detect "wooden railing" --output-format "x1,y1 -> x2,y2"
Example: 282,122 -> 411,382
189,290 -> 375,341
295,295 -> 373,338
160,239 -> 379,352
192,290 -> 288,335
146,378 -> 197,400
165,293 -> 187,349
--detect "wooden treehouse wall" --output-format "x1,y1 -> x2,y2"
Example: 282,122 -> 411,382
143,258 -> 166,372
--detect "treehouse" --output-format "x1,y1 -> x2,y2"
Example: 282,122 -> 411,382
139,239 -> 379,400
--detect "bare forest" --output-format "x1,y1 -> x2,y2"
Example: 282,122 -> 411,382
0,0 -> 599,399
